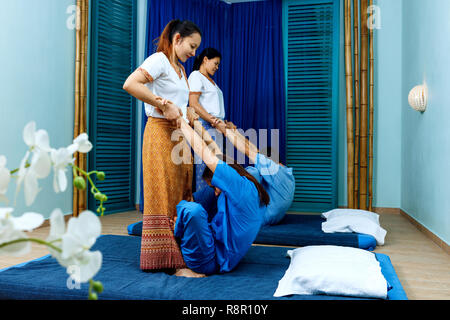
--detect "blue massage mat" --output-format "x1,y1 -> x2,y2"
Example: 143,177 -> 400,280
127,214 -> 377,251
0,235 -> 406,300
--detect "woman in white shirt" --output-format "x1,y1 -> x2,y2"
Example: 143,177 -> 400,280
188,48 -> 229,192
123,19 -> 204,278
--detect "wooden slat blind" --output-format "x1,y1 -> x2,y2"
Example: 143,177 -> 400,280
283,0 -> 339,212
88,0 -> 137,214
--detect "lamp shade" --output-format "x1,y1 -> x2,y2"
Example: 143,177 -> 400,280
408,84 -> 427,112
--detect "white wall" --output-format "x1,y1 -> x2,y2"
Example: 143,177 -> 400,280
0,0 -> 77,218
400,0 -> 450,244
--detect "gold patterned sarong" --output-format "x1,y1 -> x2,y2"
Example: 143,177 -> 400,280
140,117 -> 193,270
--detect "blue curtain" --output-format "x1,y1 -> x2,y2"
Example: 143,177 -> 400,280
139,0 -> 285,212
228,1 -> 286,164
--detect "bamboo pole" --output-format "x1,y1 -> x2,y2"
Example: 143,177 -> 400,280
73,0 -> 89,216
359,0 -> 369,210
353,0 -> 360,209
368,0 -> 374,211
79,0 -> 88,212
344,0 -> 355,209
73,0 -> 82,217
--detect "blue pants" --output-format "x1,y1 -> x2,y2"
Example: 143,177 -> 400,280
174,187 -> 219,275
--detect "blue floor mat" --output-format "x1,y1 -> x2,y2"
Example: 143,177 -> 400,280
0,235 -> 406,300
128,214 -> 377,251
255,214 -> 377,250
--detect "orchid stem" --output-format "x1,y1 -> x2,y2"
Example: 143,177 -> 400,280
70,164 -> 105,216
9,162 -> 31,175
0,238 -> 62,253
89,279 -> 94,297
71,164 -> 100,194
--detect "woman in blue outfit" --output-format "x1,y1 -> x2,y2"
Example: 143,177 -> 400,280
214,121 -> 296,226
173,117 -> 270,276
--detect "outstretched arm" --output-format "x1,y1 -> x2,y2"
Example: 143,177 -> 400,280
228,129 -> 285,166
178,118 -> 219,173
193,120 -> 223,157
220,123 -> 259,163
187,107 -> 223,157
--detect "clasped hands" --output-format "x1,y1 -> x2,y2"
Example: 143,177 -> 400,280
155,96 -> 182,125
186,104 -> 236,134
186,106 -> 237,134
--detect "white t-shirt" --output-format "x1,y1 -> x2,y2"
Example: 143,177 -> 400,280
138,52 -> 189,121
188,70 -> 225,119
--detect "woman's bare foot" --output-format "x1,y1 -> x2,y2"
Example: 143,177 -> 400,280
175,268 -> 206,278
169,217 -> 176,231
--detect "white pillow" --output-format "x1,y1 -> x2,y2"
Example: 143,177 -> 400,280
274,246 -> 388,299
321,215 -> 387,245
321,208 -> 380,225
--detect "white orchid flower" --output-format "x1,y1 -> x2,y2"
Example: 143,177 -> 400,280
0,207 -> 44,256
0,156 -> 11,203
15,122 -> 53,206
70,133 -> 93,154
16,151 -> 53,206
23,121 -> 51,152
51,148 -> 75,193
16,152 -> 36,206
46,208 -> 66,256
47,209 -> 102,283
30,149 -> 52,179
62,210 -> 101,259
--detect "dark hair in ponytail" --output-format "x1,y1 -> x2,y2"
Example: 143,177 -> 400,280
202,155 -> 270,207
156,19 -> 202,59
193,47 -> 222,71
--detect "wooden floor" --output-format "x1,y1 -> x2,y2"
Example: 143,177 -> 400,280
1,210 -> 449,300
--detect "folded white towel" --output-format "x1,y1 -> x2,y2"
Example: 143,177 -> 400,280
322,214 -> 387,245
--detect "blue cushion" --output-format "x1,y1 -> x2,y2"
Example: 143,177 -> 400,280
128,214 -> 377,251
127,221 -> 142,236
0,235 -> 406,300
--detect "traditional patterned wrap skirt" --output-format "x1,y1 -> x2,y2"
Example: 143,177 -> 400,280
140,117 -> 193,270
